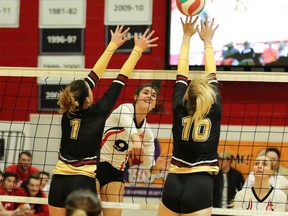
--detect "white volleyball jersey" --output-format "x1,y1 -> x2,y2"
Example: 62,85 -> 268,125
244,172 -> 288,196
234,187 -> 287,212
101,103 -> 155,171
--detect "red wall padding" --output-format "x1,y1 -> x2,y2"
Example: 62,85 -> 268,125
1,1 -> 288,126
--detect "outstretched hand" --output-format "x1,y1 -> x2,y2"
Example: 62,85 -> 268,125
197,16 -> 219,46
134,28 -> 159,51
153,151 -> 171,173
181,15 -> 199,38
110,24 -> 130,47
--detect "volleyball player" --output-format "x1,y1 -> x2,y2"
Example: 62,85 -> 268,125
48,25 -> 159,216
234,155 -> 287,211
157,16 -> 221,216
97,83 -> 169,216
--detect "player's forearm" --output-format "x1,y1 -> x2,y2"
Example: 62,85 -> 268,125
131,133 -> 142,148
119,46 -> 143,78
177,38 -> 190,78
204,45 -> 216,75
91,41 -> 119,79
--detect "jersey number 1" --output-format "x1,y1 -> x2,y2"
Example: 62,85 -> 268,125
70,118 -> 81,140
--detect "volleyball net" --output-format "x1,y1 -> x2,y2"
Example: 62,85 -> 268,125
0,66 -> 288,215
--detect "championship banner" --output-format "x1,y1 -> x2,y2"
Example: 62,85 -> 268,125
104,0 -> 152,25
39,0 -> 86,28
104,0 -> 153,53
38,84 -> 66,111
40,28 -> 84,54
0,0 -> 20,28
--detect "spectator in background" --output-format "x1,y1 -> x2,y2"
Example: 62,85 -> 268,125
65,189 -> 102,216
265,147 -> 288,179
0,202 -> 33,216
278,41 -> 288,58
213,151 -> 244,209
266,41 -> 288,66
0,172 -> 18,211
240,40 -> 257,65
234,155 -> 287,211
244,147 -> 288,196
221,42 -> 240,66
15,174 -> 49,216
21,171 -> 51,196
261,42 -> 278,65
38,171 -> 50,195
5,151 -> 39,187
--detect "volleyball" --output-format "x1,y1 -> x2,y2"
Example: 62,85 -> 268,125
176,0 -> 206,16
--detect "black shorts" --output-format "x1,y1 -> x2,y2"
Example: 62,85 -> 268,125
161,172 -> 213,214
48,174 -> 97,207
96,162 -> 124,188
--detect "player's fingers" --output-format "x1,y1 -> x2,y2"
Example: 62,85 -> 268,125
148,37 -> 159,44
118,24 -> 124,32
142,28 -> 150,38
121,27 -> 130,36
146,30 -> 155,40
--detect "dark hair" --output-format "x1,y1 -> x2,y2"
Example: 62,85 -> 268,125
265,147 -> 281,159
27,173 -> 41,185
134,83 -> 160,97
69,80 -> 89,109
58,79 -> 89,114
19,151 -> 32,159
2,172 -> 18,182
66,189 -> 102,216
38,171 -> 50,178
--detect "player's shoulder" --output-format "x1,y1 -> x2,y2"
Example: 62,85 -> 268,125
111,103 -> 133,114
273,188 -> 287,199
116,103 -> 133,110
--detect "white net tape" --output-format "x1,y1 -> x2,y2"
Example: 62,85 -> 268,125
1,66 -> 288,82
0,196 -> 288,215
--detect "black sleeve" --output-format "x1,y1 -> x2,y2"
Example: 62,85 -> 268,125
95,74 -> 128,118
172,75 -> 188,112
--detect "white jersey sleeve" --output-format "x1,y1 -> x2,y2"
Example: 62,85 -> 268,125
140,122 -> 156,170
234,187 -> 287,212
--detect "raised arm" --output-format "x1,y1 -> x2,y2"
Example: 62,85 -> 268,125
197,17 -> 219,75
85,25 -> 130,89
177,16 -> 199,78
